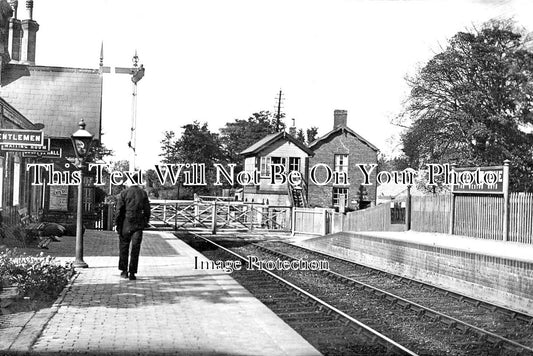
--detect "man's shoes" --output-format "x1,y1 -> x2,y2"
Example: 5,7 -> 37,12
120,271 -> 128,279
128,273 -> 136,280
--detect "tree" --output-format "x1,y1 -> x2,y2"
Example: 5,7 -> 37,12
219,111 -> 282,170
296,128 -> 306,143
306,127 -> 319,144
159,131 -> 178,164
158,121 -> 224,196
400,19 -> 533,191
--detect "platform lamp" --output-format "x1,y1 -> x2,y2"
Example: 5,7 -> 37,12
71,119 -> 94,268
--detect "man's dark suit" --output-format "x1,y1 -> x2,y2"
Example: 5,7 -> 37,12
114,185 -> 151,276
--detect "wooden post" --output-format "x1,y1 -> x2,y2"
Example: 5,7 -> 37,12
449,163 -> 457,235
174,202 -> 178,231
405,185 -> 411,231
211,201 -> 217,235
194,195 -> 199,227
249,203 -> 254,230
322,209 -> 328,236
449,193 -> 456,235
291,207 -> 296,235
106,203 -> 114,231
503,160 -> 510,241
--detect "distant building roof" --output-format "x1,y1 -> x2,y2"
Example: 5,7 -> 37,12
0,64 -> 102,140
308,125 -> 379,152
240,131 -> 314,157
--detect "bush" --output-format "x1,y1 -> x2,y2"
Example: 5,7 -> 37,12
0,249 -> 74,300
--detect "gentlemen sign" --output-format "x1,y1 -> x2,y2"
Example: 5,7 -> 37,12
0,129 -> 44,147
451,166 -> 506,194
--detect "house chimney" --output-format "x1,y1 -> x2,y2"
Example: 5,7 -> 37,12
8,0 -> 22,62
20,0 -> 38,64
333,110 -> 348,129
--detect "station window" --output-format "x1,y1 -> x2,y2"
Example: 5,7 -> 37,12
332,187 -> 348,207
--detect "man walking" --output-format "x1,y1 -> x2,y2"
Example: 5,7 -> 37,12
115,182 -> 151,280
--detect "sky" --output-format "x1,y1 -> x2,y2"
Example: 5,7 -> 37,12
31,0 -> 533,169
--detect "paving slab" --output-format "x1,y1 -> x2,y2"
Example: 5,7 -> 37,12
6,230 -> 321,356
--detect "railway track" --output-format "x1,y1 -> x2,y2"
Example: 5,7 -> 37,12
179,232 -> 533,355
250,241 -> 533,355
179,232 -> 417,355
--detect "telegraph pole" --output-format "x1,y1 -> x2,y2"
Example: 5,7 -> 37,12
275,90 -> 284,132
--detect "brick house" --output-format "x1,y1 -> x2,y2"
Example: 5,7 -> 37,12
0,0 -> 103,224
307,110 -> 378,210
240,131 -> 314,206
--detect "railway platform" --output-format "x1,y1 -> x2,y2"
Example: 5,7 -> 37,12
296,230 -> 533,315
1,230 -> 321,356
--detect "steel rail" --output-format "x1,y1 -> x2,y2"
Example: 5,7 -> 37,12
287,242 -> 533,322
254,243 -> 533,354
188,232 -> 418,356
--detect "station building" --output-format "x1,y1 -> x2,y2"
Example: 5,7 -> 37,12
0,0 -> 103,225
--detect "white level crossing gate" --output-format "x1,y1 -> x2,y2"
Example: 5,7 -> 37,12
149,199 -> 292,232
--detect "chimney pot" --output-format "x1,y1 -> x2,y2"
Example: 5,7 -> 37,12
25,0 -> 31,19
333,110 -> 348,129
9,0 -> 17,18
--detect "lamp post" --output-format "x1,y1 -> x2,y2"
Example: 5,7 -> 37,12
71,119 -> 94,268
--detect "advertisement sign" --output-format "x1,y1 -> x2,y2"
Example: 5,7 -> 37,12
0,129 -> 44,147
49,185 -> 69,211
451,166 -> 505,194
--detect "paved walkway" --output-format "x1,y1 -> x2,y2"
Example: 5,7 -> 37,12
3,230 -> 321,356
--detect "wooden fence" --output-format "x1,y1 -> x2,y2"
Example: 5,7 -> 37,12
292,208 -> 330,235
509,193 -> 533,244
410,192 -> 533,244
292,203 -> 395,235
454,195 -> 503,240
411,195 -> 451,234
342,203 -> 392,232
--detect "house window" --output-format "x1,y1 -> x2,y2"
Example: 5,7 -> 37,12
334,154 -> 349,173
288,157 -> 300,172
332,187 -> 348,207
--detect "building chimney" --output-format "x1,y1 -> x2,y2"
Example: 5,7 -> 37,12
289,118 -> 297,138
8,0 -> 22,62
333,110 -> 348,129
20,0 -> 38,64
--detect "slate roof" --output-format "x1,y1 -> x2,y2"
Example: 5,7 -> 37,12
0,97 -> 38,130
240,131 -> 314,157
0,64 -> 102,140
308,125 -> 379,152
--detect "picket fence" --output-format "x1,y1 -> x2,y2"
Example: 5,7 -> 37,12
292,192 -> 533,244
410,193 -> 533,244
